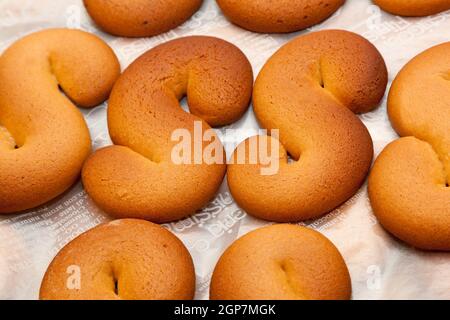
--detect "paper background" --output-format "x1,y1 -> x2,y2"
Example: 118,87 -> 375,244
0,0 -> 449,300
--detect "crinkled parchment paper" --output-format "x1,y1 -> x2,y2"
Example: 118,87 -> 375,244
0,0 -> 449,300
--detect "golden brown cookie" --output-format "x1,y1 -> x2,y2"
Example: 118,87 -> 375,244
210,224 -> 351,300
82,36 -> 253,223
369,42 -> 450,251
216,0 -> 345,33
40,219 -> 195,300
0,29 -> 120,214
227,30 -> 387,222
374,0 -> 450,16
83,0 -> 203,37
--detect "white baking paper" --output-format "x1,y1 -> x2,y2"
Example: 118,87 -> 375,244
0,0 -> 449,300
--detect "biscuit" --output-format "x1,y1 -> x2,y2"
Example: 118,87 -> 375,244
40,219 -> 196,300
82,36 -> 253,223
227,30 -> 387,222
374,0 -> 450,16
369,42 -> 450,251
83,0 -> 203,37
0,29 -> 120,214
216,0 -> 345,33
210,224 -> 351,300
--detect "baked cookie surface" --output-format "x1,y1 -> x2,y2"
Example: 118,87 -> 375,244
227,30 -> 387,222
210,224 -> 351,300
0,29 -> 120,214
82,36 -> 253,223
83,0 -> 203,37
40,219 -> 196,300
374,0 -> 450,16
216,0 -> 345,33
369,42 -> 450,251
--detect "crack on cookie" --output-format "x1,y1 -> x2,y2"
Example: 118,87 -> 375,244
439,71 -> 450,81
279,259 -> 306,298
